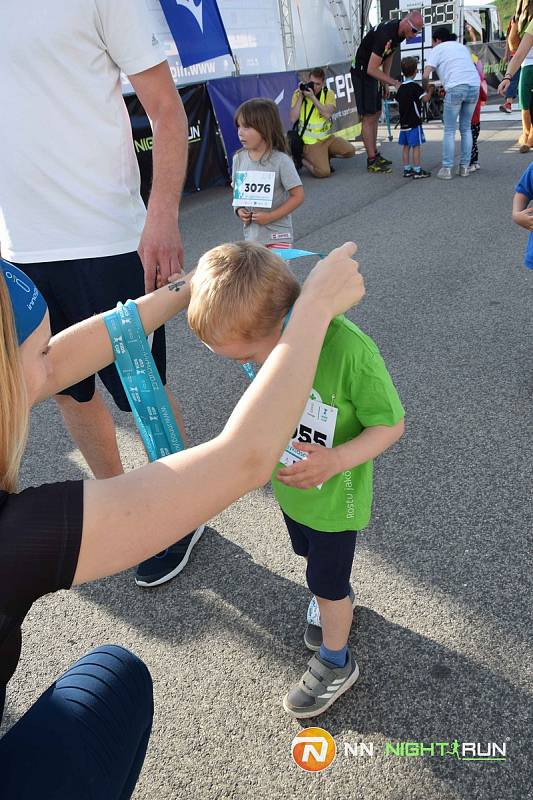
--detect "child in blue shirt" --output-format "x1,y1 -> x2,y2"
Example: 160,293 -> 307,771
513,163 -> 533,269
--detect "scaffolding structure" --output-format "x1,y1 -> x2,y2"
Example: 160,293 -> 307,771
278,0 -> 366,71
327,0 -> 355,60
278,0 -> 297,70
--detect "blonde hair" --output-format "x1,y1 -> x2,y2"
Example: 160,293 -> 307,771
188,242 -> 300,345
234,98 -> 289,156
0,275 -> 29,492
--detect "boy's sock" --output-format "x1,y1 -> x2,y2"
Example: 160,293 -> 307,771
413,166 -> 421,173
319,643 -> 348,668
403,164 -> 412,173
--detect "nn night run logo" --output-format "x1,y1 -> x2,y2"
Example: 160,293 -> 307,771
339,739 -> 507,762
339,738 -> 508,762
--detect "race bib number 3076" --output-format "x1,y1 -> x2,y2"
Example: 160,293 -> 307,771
232,170 -> 275,208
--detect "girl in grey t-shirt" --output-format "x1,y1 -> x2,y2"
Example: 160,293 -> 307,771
232,99 -> 304,246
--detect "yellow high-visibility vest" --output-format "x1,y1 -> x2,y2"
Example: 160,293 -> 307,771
291,89 -> 336,145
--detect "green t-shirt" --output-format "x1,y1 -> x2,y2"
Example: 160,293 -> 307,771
272,316 -> 405,532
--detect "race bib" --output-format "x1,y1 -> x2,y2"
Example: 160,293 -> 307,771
280,398 -> 338,488
232,170 -> 275,208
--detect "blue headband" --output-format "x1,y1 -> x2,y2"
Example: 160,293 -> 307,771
1,260 -> 47,345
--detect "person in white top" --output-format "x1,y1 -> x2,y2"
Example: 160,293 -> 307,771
497,18 -> 533,152
0,0 -> 203,588
422,27 -> 481,179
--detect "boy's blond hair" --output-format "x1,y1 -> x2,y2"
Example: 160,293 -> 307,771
188,242 -> 300,345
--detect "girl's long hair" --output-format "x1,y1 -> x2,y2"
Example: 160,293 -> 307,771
0,275 -> 29,492
234,98 -> 289,156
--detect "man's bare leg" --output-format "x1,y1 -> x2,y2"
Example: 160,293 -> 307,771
55,390 -> 123,478
362,112 -> 380,159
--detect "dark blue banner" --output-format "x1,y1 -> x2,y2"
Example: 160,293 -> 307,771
208,71 -> 298,162
159,0 -> 232,68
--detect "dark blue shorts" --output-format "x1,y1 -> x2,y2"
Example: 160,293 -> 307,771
283,512 -> 357,601
19,252 -> 166,412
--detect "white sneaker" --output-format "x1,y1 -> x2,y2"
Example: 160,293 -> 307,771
469,163 -> 480,172
458,165 -> 470,177
437,167 -> 452,180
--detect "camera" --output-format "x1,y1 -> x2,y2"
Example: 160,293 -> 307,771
299,81 -> 315,93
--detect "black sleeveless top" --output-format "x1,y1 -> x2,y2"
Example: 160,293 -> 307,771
0,480 -> 83,720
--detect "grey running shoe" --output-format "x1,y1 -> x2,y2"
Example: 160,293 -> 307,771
283,651 -> 360,718
458,165 -> 470,177
437,167 -> 452,180
304,587 -> 356,651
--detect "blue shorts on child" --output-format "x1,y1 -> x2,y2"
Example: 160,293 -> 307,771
283,513 -> 357,601
398,126 -> 425,147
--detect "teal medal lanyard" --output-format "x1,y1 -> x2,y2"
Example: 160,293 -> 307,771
103,249 -> 322,453
104,301 -> 185,460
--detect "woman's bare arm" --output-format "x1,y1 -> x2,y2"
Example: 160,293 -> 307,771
36,273 -> 193,403
498,32 -> 533,93
74,243 -> 365,584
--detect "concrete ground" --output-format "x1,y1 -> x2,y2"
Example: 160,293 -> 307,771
3,112 -> 532,800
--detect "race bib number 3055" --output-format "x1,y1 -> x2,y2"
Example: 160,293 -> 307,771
232,170 -> 275,208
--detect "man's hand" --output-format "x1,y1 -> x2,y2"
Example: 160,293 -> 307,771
302,87 -> 315,99
155,268 -> 185,289
513,207 -> 533,230
301,241 -> 364,318
237,208 -> 252,225
138,212 -> 184,293
275,442 -> 341,489
251,209 -> 272,225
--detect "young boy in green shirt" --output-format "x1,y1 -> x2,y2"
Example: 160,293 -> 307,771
188,242 -> 405,718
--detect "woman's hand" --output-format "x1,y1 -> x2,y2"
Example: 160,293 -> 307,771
498,78 -> 510,96
300,242 -> 364,317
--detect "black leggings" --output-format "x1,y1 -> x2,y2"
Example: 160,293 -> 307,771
470,122 -> 480,165
0,645 -> 153,799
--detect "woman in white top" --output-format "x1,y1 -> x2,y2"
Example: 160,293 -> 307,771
498,18 -> 533,152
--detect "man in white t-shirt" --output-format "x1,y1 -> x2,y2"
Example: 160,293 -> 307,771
422,27 -> 480,179
0,0 -> 204,588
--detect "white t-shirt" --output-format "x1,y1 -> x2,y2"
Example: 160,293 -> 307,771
0,0 -> 166,263
426,41 -> 481,91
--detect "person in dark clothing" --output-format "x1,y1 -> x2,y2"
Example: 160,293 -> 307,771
0,245 -> 364,798
396,57 -> 432,179
351,11 -> 424,172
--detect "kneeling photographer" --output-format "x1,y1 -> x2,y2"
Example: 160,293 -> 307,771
289,68 -> 355,178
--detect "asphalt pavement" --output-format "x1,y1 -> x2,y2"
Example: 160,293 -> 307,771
3,113 -> 532,800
